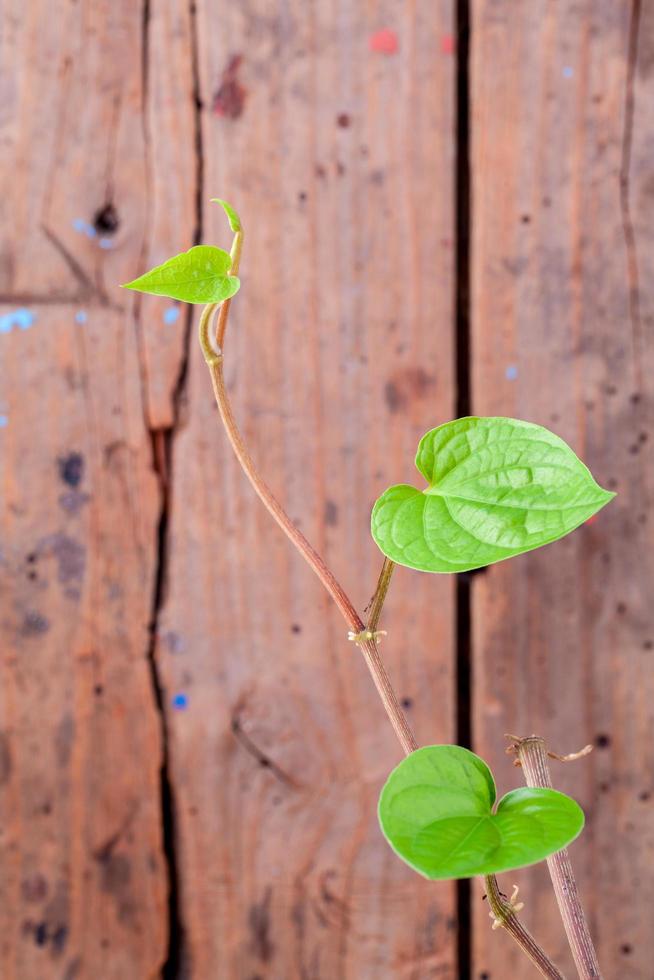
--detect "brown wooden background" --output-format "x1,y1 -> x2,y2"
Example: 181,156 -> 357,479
1,1 -> 652,978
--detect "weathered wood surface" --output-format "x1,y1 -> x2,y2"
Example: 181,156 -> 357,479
3,0 -> 651,977
155,2 -> 458,977
470,2 -> 654,978
2,1 -> 459,978
0,3 -> 172,978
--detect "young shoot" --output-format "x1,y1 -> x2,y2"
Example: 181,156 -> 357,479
124,200 -> 613,980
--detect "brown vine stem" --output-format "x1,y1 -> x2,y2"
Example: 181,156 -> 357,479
507,735 -> 603,980
484,876 -> 566,980
200,220 -> 565,979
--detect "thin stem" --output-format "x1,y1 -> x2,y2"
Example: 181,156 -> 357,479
484,876 -> 567,980
201,222 -> 565,978
205,325 -> 419,754
199,232 -> 359,630
366,557 -> 395,632
510,736 -> 603,980
206,344 -> 361,630
198,227 -> 243,366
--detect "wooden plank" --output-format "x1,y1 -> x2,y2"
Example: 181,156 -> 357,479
470,2 -> 653,977
0,1 -> 179,977
157,1 -> 458,976
139,0 -> 198,430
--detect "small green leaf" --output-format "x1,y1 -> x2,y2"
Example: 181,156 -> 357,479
122,245 -> 240,304
378,745 -> 584,880
211,198 -> 242,233
371,417 -> 614,573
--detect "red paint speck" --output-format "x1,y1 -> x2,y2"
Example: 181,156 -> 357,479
369,29 -> 399,55
441,34 -> 455,55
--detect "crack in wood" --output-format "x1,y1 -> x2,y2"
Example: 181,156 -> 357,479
231,712 -> 303,790
146,423 -> 185,980
455,3 -> 473,979
140,1 -> 208,976
40,225 -> 117,308
619,0 -> 643,386
136,1 -> 183,977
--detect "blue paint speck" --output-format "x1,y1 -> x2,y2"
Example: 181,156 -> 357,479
0,308 -> 35,333
75,310 -> 88,325
16,309 -> 34,330
0,415 -> 8,428
172,692 -> 188,710
563,66 -> 573,79
163,305 -> 180,325
98,237 -> 114,250
505,365 -> 518,381
73,218 -> 97,238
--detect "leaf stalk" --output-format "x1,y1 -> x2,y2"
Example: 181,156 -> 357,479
366,556 -> 396,632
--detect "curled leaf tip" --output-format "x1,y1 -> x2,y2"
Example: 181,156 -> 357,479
211,198 -> 242,233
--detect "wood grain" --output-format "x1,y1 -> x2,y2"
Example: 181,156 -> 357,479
4,1 -> 648,977
470,2 -> 654,977
138,0 -> 198,430
155,1 -> 458,976
0,1 -> 175,977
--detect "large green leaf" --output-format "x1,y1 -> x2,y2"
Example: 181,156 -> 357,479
378,745 -> 584,879
122,245 -> 240,304
371,417 -> 614,573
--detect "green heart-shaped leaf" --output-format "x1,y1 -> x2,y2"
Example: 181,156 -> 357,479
378,745 -> 584,879
371,417 -> 614,573
122,245 -> 240,304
